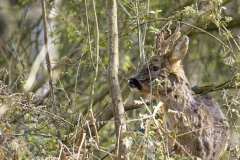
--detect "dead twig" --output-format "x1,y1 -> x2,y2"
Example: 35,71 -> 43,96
41,0 -> 61,139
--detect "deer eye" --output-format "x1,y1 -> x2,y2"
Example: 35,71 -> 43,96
152,66 -> 159,71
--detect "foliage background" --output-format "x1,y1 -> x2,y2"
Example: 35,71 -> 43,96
0,0 -> 240,159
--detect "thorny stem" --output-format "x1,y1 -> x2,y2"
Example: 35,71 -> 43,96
77,132 -> 86,159
180,21 -> 233,52
41,0 -> 61,140
74,56 -> 83,98
46,0 -> 86,41
117,0 -> 132,18
88,0 -> 99,111
84,0 -> 93,69
141,0 -> 149,61
221,25 -> 240,52
220,25 -> 240,72
89,109 -> 100,148
10,6 -> 28,86
135,0 -> 144,67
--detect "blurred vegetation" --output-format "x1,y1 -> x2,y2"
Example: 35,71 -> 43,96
0,0 -> 240,159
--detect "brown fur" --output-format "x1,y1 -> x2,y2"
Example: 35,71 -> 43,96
128,23 -> 229,159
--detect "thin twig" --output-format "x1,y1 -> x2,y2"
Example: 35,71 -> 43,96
135,0 -> 144,67
117,0 -> 132,18
88,0 -> 100,110
41,0 -> 61,139
84,0 -> 94,69
46,0 -> 86,41
180,21 -> 233,53
89,109 -> 100,149
77,132 -> 86,159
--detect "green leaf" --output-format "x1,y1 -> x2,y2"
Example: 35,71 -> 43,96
24,113 -> 31,120
151,78 -> 163,88
235,73 -> 240,80
99,39 -> 107,47
235,82 -> 240,87
149,26 -> 160,33
148,11 -> 155,14
201,82 -> 214,87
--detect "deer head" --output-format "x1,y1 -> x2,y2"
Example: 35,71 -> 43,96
128,22 -> 190,99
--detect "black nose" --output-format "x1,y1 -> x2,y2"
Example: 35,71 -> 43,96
128,78 -> 142,90
128,78 -> 136,84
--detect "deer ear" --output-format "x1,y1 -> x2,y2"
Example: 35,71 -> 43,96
170,36 -> 189,62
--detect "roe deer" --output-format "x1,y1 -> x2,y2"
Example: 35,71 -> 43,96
128,22 -> 229,159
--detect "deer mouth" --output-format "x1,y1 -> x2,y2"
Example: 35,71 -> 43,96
128,78 -> 142,91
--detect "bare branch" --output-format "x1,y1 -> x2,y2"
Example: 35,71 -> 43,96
106,0 -> 128,158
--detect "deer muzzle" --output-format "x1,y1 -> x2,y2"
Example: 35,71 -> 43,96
128,78 -> 142,92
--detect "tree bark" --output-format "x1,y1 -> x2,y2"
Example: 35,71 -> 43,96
106,0 -> 128,159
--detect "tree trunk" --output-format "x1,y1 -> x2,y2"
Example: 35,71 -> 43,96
106,0 -> 128,159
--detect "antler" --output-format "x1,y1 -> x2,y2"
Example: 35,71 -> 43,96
154,22 -> 181,56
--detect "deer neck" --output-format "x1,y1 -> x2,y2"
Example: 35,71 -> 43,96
156,74 -> 196,112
